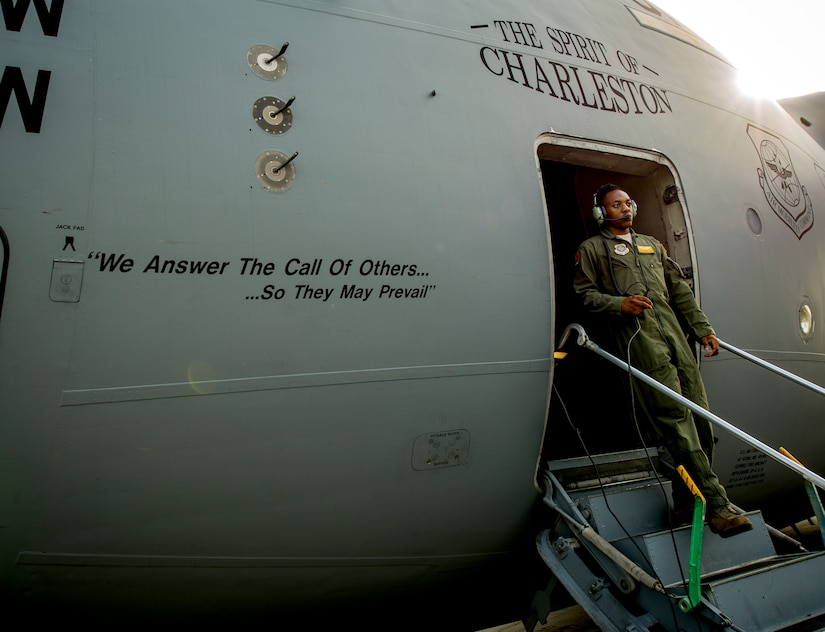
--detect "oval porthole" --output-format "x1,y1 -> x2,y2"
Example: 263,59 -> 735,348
746,207 -> 763,236
798,298 -> 815,343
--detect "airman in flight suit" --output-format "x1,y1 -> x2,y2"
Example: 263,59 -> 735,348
573,183 -> 752,538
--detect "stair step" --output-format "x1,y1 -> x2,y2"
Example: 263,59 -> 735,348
545,448 -> 661,490
611,510 -> 775,587
707,552 -> 825,631
570,478 -> 675,541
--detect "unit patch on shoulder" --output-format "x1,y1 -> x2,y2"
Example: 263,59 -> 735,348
574,250 -> 581,266
637,245 -> 655,254
614,243 -> 630,255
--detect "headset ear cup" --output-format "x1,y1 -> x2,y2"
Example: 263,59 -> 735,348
592,205 -> 604,224
631,200 -> 638,217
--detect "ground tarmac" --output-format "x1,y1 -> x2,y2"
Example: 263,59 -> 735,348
479,605 -> 598,632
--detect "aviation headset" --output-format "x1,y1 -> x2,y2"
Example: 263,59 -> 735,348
592,184 -> 638,225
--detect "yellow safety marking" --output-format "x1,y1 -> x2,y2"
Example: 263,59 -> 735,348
779,447 -> 802,465
677,465 -> 706,503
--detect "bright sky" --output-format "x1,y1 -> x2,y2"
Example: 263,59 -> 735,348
650,0 -> 825,99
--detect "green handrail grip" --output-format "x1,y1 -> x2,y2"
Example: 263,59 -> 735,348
677,465 -> 706,613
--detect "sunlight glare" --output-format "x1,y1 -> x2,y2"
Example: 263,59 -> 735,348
652,0 -> 824,100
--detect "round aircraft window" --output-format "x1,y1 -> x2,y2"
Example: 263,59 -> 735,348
745,207 -> 763,236
798,298 -> 814,343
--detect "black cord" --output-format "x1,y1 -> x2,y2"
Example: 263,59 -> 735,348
624,317 -> 704,632
602,235 -> 649,298
551,379 -> 681,631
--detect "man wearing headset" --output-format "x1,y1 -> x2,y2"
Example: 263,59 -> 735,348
573,183 -> 752,538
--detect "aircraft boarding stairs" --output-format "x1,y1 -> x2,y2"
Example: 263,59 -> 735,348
527,325 -> 825,632
531,449 -> 825,632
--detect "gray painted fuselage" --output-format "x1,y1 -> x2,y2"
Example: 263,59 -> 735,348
1,0 -> 823,624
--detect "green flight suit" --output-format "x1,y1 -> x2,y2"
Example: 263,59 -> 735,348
573,228 -> 730,510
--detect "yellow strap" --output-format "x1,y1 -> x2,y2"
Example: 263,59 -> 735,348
779,447 -> 802,465
677,465 -> 706,503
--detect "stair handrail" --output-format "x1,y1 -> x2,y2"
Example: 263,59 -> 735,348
716,338 -> 825,398
557,323 -> 825,493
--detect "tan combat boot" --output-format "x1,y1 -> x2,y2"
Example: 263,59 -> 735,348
708,505 -> 753,538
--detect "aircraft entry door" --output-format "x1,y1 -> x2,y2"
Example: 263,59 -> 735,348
535,134 -> 698,461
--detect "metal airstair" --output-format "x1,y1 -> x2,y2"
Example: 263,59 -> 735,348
527,325 -> 825,632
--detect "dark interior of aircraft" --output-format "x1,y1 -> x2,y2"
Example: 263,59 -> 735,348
537,142 -> 693,466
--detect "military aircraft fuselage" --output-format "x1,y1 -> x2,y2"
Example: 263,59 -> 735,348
1,0 -> 823,625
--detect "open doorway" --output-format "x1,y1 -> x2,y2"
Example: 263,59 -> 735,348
536,135 -> 697,462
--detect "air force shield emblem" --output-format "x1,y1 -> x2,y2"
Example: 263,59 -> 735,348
747,124 -> 813,239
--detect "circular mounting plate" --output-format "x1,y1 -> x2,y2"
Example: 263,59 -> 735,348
255,150 -> 296,192
252,96 -> 292,135
247,44 -> 287,80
